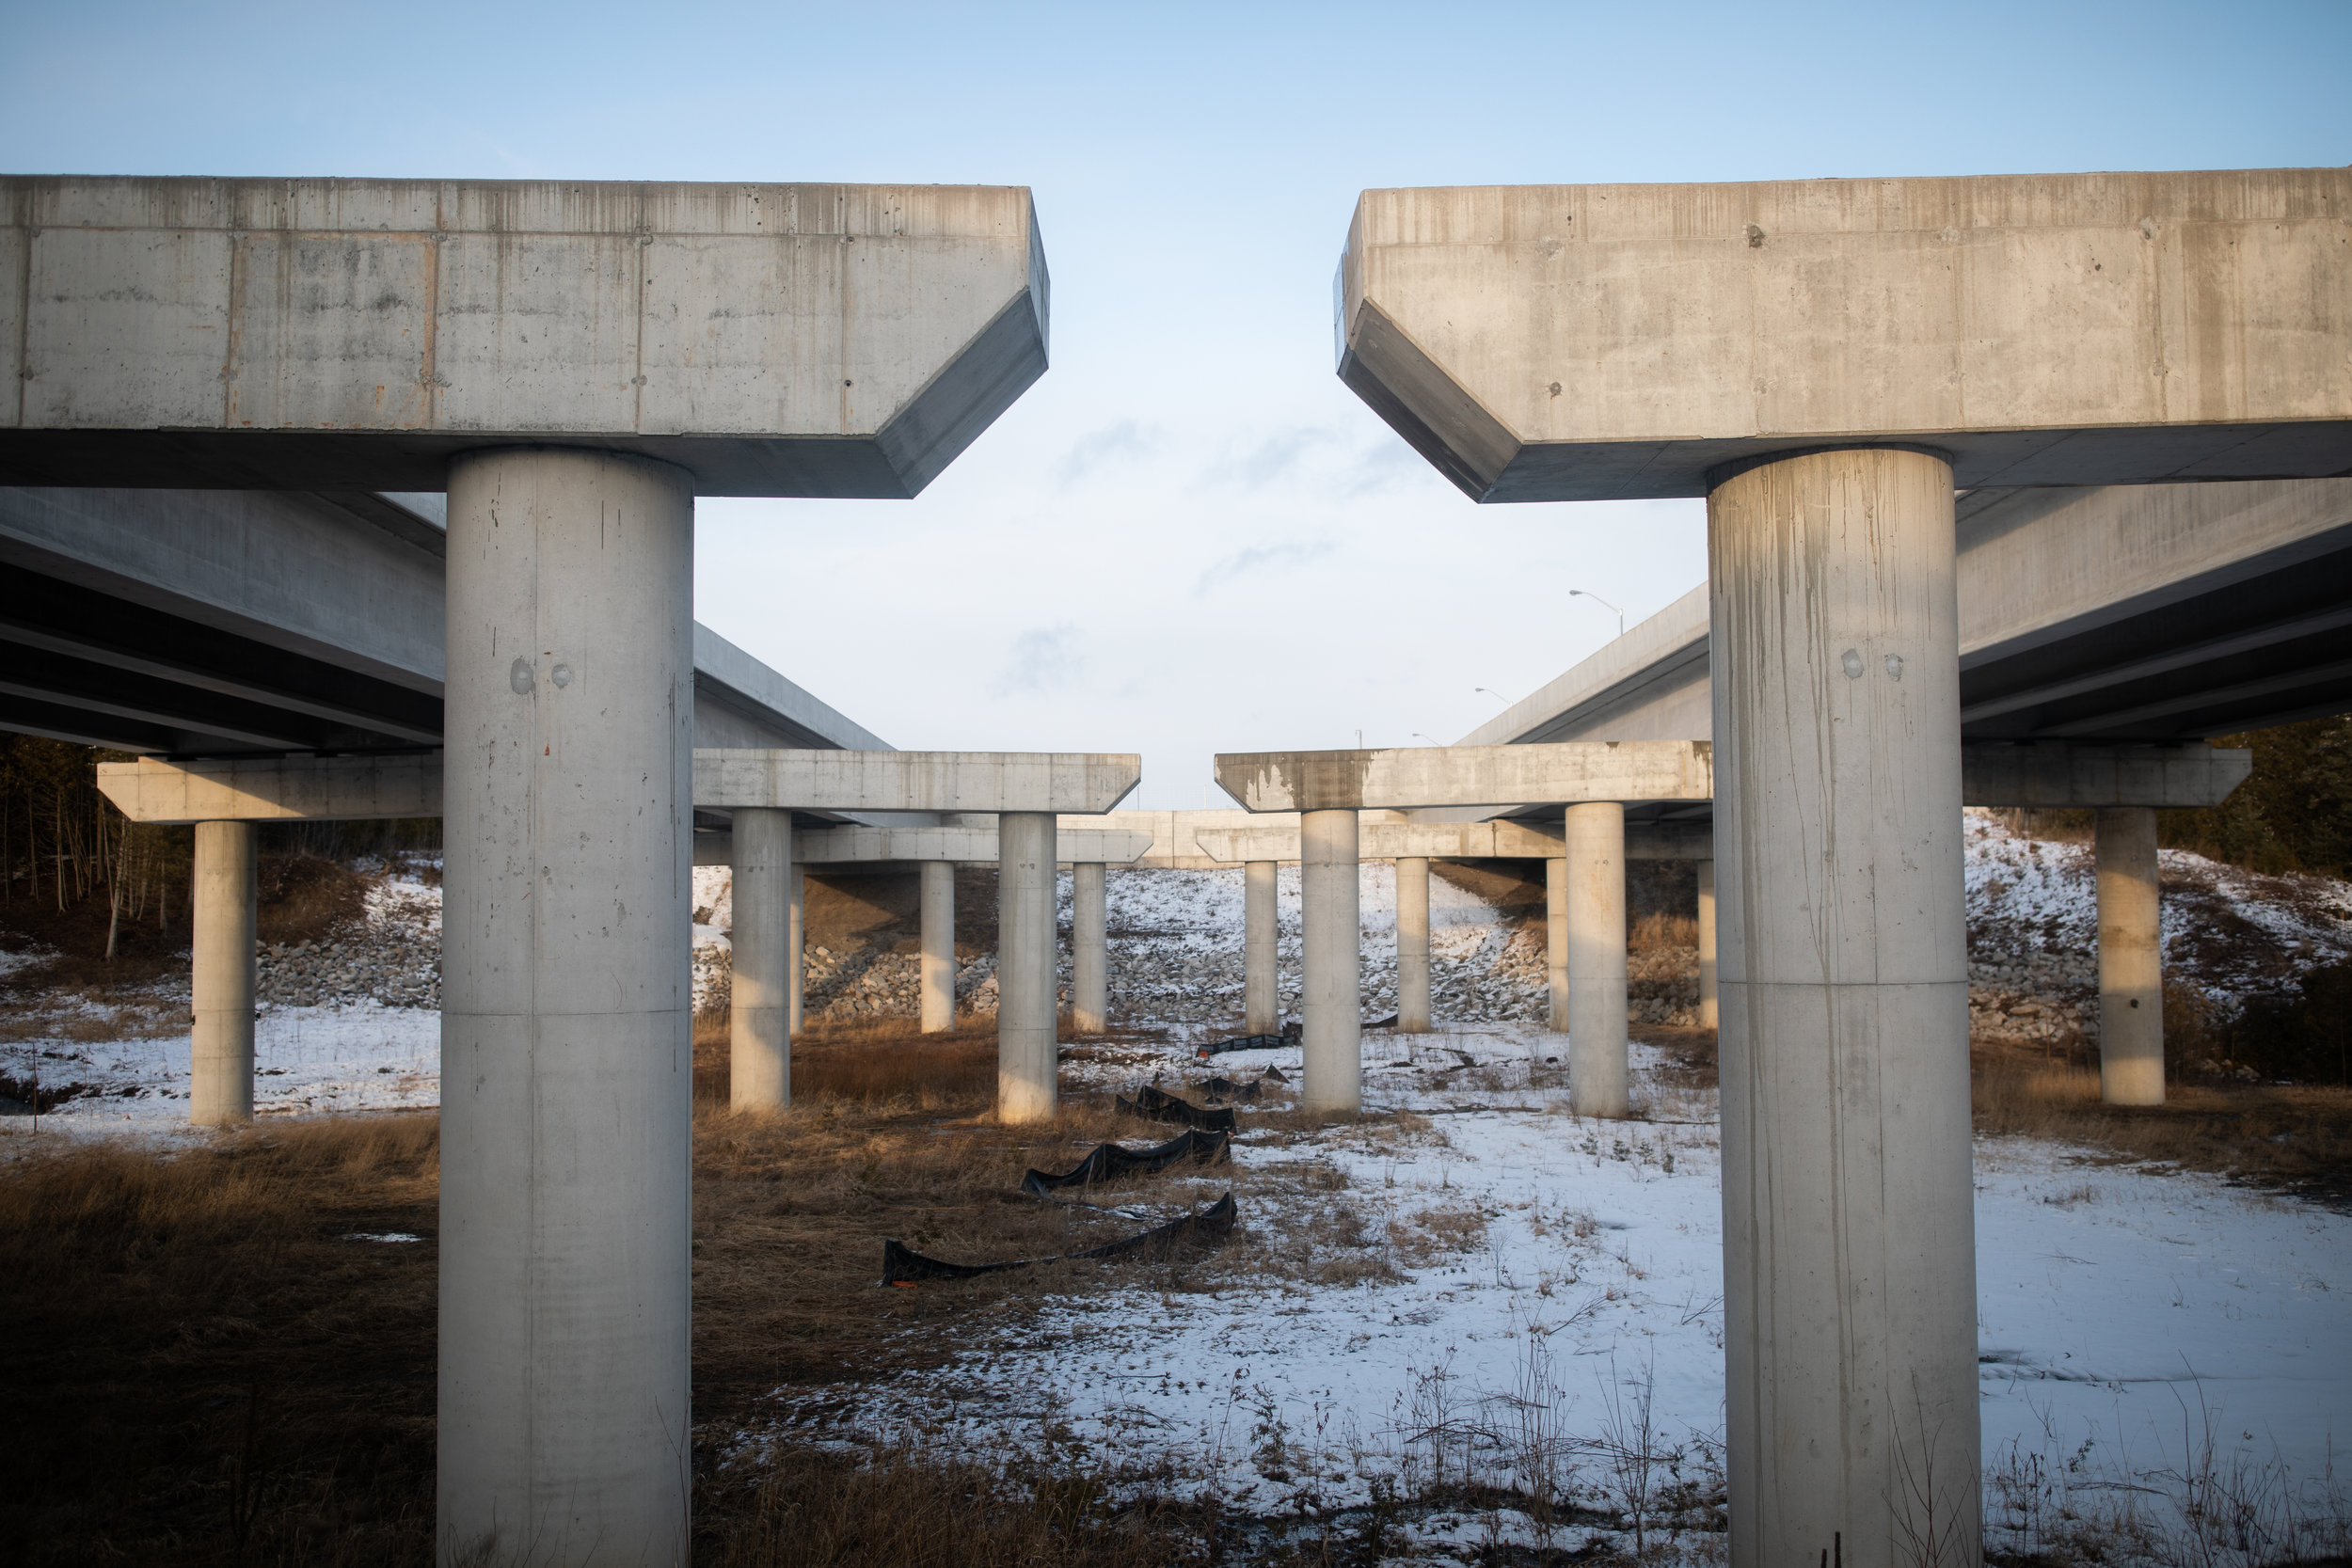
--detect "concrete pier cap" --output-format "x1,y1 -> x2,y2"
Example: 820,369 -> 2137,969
5,174 -> 1057,1568
1333,167 -> 2352,1568
1336,168 -> 2352,502
1,177 -> 1050,494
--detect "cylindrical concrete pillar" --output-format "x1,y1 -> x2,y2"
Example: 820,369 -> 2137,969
190,818 -> 257,1127
2096,806 -> 2165,1105
787,863 -> 804,1037
1299,809 -> 1361,1116
1696,857 -> 1719,1030
996,812 -> 1058,1121
728,808 -> 792,1111
919,860 -> 956,1034
1709,447 -> 1978,1568
1396,856 -> 1431,1033
1546,855 -> 1569,1032
1244,860 -> 1279,1035
1072,860 -> 1108,1034
439,448 -> 694,1566
1565,803 -> 1629,1117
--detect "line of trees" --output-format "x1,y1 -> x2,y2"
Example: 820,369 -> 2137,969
0,736 -> 191,954
2159,715 -> 2352,878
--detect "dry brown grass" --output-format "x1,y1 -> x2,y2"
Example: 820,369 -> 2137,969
0,1114 -> 441,1565
1629,911 -> 1697,952
703,1442 -> 1204,1566
0,1017 -> 1279,1566
1972,1044 -> 2352,1206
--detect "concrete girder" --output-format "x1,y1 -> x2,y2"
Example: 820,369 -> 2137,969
1961,742 -> 2251,809
1191,818 -> 1716,863
1337,170 -> 2352,503
2,486 -> 898,763
1214,741 -> 1711,814
1,179 -> 1050,498
694,750 -> 1139,816
1447,480 -> 2352,764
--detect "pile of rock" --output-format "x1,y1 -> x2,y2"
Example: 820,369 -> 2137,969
254,876 -> 443,1011
255,928 -> 439,1010
798,945 -> 999,1023
1967,951 -> 2093,1045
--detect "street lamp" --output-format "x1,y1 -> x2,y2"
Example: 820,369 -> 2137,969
1569,588 -> 1626,638
1475,688 -> 1511,707
1410,733 -> 1440,746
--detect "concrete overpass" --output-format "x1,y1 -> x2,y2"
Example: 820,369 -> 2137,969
4,174 -> 1052,1566
1335,167 -> 2352,1568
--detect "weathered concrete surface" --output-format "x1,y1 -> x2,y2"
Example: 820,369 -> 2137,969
1396,856 -> 1431,1034
1711,448 -> 1978,1568
0,179 -> 1049,498
1245,859 -> 1279,1035
1696,859 -> 1719,1030
1545,856 -> 1569,1033
696,751 -> 1138,815
787,865 -> 805,1037
1564,803 -> 1629,1117
920,861 -> 955,1034
2096,807 -> 2166,1105
1338,170 -> 2352,501
1216,742 -> 1710,813
437,448 -> 694,1565
99,752 -> 440,821
729,808 -> 792,1110
1073,861 -> 1107,1034
997,812 -> 1058,1121
189,819 -> 256,1127
1299,809 -> 1361,1116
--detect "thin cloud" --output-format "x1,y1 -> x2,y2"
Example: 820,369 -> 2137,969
1191,539 -> 1336,598
1200,427 -> 1337,491
992,624 -> 1083,696
1059,420 -> 1162,484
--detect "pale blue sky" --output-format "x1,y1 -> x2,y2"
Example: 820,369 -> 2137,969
5,1 -> 2346,803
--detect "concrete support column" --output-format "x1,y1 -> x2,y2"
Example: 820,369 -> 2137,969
1709,447 -> 1978,1568
1073,861 -> 1108,1034
439,447 -> 695,1566
787,864 -> 804,1037
728,808 -> 792,1110
1565,803 -> 1629,1117
1546,855 -> 1569,1031
1396,856 -> 1432,1034
2096,806 -> 2165,1105
996,812 -> 1057,1121
1244,860 -> 1279,1035
1697,858 -> 1719,1030
189,818 -> 257,1127
919,860 -> 956,1034
1299,809 -> 1361,1116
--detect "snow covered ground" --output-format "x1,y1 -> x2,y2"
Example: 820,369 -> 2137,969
5,818 -> 2350,1558
773,1028 -> 2352,1560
